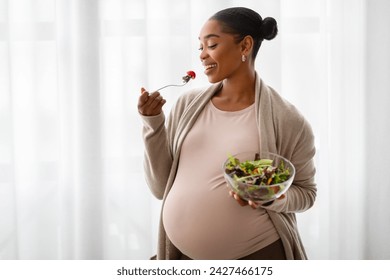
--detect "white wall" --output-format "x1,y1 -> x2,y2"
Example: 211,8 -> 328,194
365,0 -> 390,259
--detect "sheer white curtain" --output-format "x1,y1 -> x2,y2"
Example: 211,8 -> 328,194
1,0 -> 389,260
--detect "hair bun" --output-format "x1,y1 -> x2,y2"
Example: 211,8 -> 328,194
260,17 -> 278,40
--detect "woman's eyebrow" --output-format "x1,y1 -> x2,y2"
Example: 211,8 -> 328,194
198,34 -> 220,40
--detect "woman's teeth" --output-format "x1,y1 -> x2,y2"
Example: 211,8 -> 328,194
205,64 -> 217,70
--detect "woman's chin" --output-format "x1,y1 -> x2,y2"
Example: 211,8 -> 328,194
206,75 -> 223,84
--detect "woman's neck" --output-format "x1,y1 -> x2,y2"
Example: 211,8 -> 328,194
212,69 -> 256,111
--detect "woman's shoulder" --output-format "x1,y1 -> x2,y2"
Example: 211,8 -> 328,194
267,86 -> 305,120
265,85 -> 297,113
261,82 -> 310,132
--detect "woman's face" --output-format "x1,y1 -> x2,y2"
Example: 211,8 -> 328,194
198,20 -> 244,83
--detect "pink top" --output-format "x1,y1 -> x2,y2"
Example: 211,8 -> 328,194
163,101 -> 279,259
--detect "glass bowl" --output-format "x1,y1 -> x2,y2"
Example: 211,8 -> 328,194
223,151 -> 295,203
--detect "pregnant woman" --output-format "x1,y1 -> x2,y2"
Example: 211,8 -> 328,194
138,7 -> 316,260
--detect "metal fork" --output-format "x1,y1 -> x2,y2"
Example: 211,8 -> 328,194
150,74 -> 194,95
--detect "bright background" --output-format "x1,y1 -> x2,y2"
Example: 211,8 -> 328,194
0,0 -> 389,260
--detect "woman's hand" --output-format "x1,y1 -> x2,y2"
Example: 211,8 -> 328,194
229,189 -> 285,209
138,87 -> 166,116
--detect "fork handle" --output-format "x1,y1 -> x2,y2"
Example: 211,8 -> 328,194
150,80 -> 189,95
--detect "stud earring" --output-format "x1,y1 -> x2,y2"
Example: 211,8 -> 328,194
241,54 -> 246,62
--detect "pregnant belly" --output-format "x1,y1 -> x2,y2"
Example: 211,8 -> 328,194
162,180 -> 278,260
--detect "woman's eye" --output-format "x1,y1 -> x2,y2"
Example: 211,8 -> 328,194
198,44 -> 217,51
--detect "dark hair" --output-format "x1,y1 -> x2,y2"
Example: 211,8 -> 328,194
209,7 -> 278,59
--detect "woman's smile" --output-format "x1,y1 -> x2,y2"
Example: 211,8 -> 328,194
204,63 -> 217,73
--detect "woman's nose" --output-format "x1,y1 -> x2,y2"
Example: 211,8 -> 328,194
199,49 -> 208,62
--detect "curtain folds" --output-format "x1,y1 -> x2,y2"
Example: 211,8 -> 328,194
0,0 -> 389,260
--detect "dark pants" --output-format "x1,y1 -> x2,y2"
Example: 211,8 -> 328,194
180,239 -> 286,260
239,239 -> 286,260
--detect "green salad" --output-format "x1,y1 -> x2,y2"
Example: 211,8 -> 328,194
224,153 -> 292,200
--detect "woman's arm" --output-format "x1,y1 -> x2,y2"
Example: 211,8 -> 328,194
262,118 -> 316,213
141,113 -> 173,200
138,88 -> 171,199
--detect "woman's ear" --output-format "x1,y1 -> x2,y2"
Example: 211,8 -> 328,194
241,35 -> 254,57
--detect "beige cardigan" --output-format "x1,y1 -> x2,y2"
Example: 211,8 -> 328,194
141,74 -> 316,259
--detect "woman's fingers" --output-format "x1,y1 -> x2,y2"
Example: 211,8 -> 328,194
229,190 -> 259,209
150,94 -> 165,110
229,190 -> 249,207
248,200 -> 259,209
138,88 -> 166,116
138,88 -> 149,108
